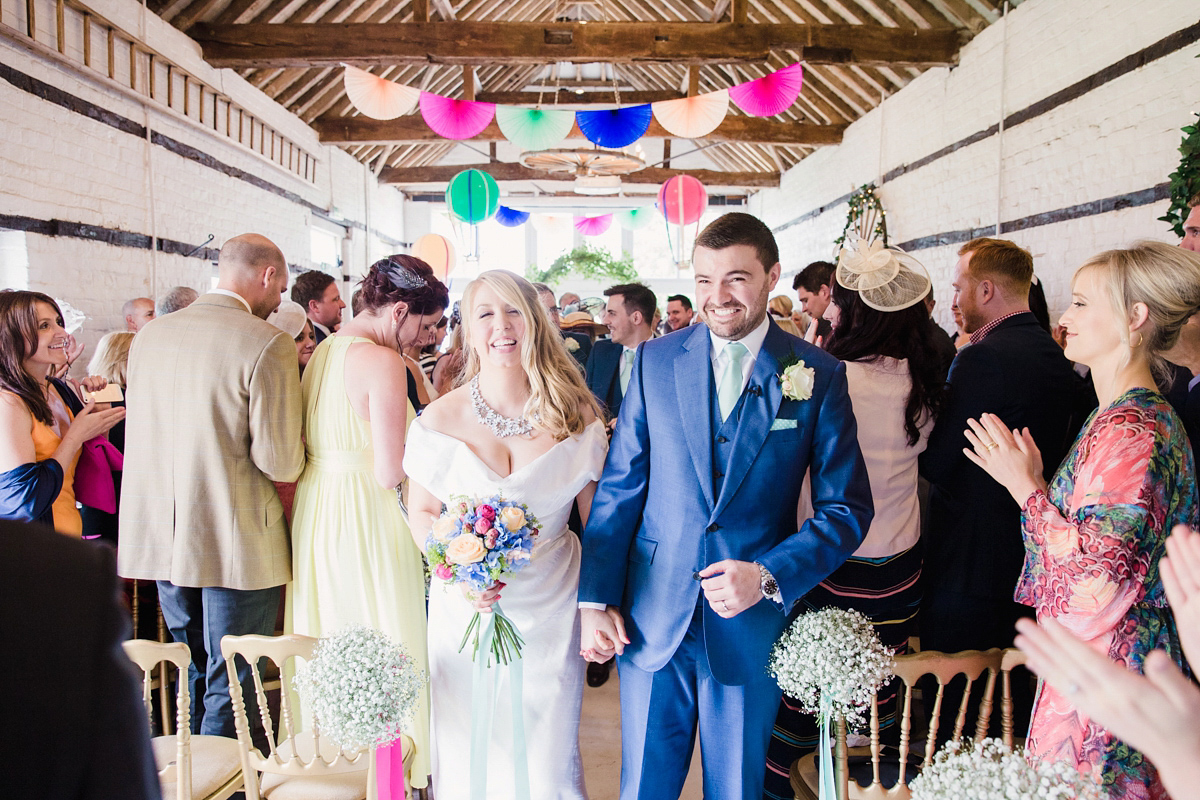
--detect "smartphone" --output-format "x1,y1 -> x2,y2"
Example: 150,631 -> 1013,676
88,384 -> 124,403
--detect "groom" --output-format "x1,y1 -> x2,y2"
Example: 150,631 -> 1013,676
579,212 -> 874,800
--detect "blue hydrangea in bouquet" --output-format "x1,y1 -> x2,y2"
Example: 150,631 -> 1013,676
425,494 -> 539,665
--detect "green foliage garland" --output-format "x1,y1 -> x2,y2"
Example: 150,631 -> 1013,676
835,184 -> 889,251
1160,112 -> 1200,238
526,244 -> 638,286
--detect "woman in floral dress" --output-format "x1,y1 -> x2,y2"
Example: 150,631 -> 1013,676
964,242 -> 1200,799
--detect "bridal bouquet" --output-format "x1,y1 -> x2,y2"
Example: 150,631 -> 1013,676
425,494 -> 540,665
910,738 -> 1099,800
293,626 -> 426,751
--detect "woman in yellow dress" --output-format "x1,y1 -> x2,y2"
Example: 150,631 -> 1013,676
288,256 -> 449,793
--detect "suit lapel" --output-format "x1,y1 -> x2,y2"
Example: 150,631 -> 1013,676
676,326 -> 716,511
712,322 -> 786,519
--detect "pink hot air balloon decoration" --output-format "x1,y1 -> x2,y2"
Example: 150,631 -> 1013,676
657,175 -> 708,226
729,63 -> 804,117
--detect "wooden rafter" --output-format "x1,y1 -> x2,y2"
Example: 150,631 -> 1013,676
192,21 -> 967,68
378,163 -> 781,186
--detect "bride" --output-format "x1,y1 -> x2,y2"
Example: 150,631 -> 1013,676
404,270 -> 609,799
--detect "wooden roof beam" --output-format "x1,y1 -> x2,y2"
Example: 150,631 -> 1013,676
378,163 -> 781,187
191,21 -> 968,68
313,114 -> 847,146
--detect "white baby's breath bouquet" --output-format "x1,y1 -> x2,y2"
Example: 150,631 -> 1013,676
293,626 -> 427,751
769,607 -> 894,727
910,738 -> 1099,800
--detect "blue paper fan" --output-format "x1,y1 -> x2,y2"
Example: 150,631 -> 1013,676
575,104 -> 653,148
495,206 -> 531,227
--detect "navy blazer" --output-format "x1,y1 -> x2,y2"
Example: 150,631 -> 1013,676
920,313 -> 1095,605
585,339 -> 625,419
580,320 -> 873,685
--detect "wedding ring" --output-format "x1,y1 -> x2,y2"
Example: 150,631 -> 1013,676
720,600 -> 729,612
984,441 -> 998,451
1066,682 -> 1081,695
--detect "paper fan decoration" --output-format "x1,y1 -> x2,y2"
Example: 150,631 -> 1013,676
576,105 -> 653,148
496,106 -> 576,152
495,206 -> 531,227
445,169 -> 500,224
729,63 -> 804,117
574,215 -> 613,236
419,92 -> 496,140
652,90 -> 730,139
342,66 -> 420,121
658,175 -> 708,226
615,208 -> 657,230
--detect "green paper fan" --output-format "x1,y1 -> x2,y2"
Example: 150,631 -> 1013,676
496,107 -> 576,152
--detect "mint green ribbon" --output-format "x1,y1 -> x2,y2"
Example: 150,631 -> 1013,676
469,605 -> 530,800
818,701 -> 836,800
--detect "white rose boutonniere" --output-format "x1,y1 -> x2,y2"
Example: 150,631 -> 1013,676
780,360 -> 815,402
565,338 -> 580,353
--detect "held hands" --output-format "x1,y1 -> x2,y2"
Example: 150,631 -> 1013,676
698,559 -> 762,619
580,606 -> 629,664
962,413 -> 1046,504
462,581 -> 505,613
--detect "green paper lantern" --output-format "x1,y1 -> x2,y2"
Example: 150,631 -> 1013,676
446,169 -> 500,224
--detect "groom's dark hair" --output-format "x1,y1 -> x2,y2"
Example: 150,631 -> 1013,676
693,212 -> 779,272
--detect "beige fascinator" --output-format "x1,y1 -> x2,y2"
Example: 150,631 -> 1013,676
835,236 -> 932,312
267,300 -> 309,339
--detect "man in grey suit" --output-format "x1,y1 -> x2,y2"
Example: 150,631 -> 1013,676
118,233 -> 305,738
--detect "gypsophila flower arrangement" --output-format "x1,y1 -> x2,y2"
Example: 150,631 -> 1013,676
909,738 -> 1100,800
769,607 -> 894,727
293,627 -> 426,752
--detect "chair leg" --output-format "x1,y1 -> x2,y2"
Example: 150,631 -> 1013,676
158,599 -> 173,735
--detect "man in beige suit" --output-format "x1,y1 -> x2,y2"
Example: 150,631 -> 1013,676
119,233 -> 304,738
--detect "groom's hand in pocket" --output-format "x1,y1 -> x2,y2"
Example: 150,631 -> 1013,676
698,560 -> 761,618
581,606 -> 629,663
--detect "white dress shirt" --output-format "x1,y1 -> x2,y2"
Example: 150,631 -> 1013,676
209,288 -> 252,314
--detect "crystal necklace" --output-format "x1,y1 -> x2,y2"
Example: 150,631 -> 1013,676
470,376 -> 534,438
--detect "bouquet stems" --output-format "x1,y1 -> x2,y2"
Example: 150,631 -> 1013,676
458,606 -> 525,666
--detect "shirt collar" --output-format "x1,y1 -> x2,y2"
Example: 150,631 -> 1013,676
209,288 -> 252,314
709,315 -> 771,361
968,310 -> 1031,345
311,320 -> 331,336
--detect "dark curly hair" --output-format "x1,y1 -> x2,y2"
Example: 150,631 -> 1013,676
357,255 -> 449,317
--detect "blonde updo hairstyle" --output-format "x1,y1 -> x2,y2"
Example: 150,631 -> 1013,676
460,270 -> 601,439
1075,241 -> 1200,385
87,331 -> 136,387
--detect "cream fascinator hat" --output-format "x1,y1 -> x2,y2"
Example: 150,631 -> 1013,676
835,236 -> 932,312
267,300 -> 310,338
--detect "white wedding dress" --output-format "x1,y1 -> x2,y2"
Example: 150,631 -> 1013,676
403,418 -> 609,800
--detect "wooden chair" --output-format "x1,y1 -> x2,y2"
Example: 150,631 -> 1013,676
221,633 -> 415,800
122,639 -> 244,800
1000,647 -> 1029,750
791,647 -> 1006,800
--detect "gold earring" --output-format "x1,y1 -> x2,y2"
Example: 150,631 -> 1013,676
1131,332 -> 1144,348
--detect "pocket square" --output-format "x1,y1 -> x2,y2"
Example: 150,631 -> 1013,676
770,418 -> 798,431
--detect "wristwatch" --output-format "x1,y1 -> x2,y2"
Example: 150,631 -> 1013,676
755,561 -> 781,603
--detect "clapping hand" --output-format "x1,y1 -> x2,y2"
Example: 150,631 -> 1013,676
1162,525 -> 1200,664
962,413 -> 1046,504
803,318 -> 823,348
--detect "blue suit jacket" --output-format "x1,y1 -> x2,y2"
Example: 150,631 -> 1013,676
585,339 -> 625,419
579,320 -> 873,685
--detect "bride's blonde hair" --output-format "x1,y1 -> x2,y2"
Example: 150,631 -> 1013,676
460,270 -> 600,439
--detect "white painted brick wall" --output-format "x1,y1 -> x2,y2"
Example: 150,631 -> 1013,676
751,0 -> 1200,332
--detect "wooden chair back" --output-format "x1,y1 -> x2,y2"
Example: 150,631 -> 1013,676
1000,647 -> 1028,749
122,639 -> 193,800
220,633 -> 377,800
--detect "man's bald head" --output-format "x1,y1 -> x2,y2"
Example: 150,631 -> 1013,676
217,233 -> 289,318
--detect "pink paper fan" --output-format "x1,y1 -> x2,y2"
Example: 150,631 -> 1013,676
729,63 -> 804,117
651,90 -> 730,139
419,92 -> 496,140
573,215 -> 613,236
343,66 -> 420,120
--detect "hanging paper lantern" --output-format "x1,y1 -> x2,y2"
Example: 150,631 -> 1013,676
615,207 -> 656,230
419,92 -> 496,140
729,63 -> 804,118
495,106 -> 576,152
495,206 -> 531,228
412,234 -> 456,281
658,175 -> 708,226
575,104 -> 653,148
343,66 -> 420,121
651,90 -> 730,139
574,215 -> 613,236
445,169 -> 500,224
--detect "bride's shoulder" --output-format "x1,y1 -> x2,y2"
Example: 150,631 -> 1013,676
578,402 -> 599,428
419,385 -> 471,435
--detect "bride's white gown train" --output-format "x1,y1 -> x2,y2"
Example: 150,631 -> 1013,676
403,419 -> 609,800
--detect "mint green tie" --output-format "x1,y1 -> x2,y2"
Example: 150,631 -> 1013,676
718,341 -> 748,421
619,349 -> 634,394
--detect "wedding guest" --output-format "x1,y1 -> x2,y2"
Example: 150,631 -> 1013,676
1165,196 -> 1200,452
291,270 -> 344,346
79,331 -> 135,545
536,283 -> 591,368
966,241 -> 1200,799
432,303 -> 466,396
156,286 -> 198,317
1029,274 -> 1052,334
420,315 -> 448,380
794,261 -> 834,341
119,233 -> 304,740
560,291 -> 582,314
586,283 -> 656,421
268,300 -> 317,376
666,294 -> 695,331
402,336 -> 437,411
1181,194 -> 1200,252
0,292 -> 124,533
764,244 -> 944,796
123,297 -> 155,332
922,289 -> 957,376
919,237 -> 1093,743
288,255 -> 448,793
768,296 -> 803,337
